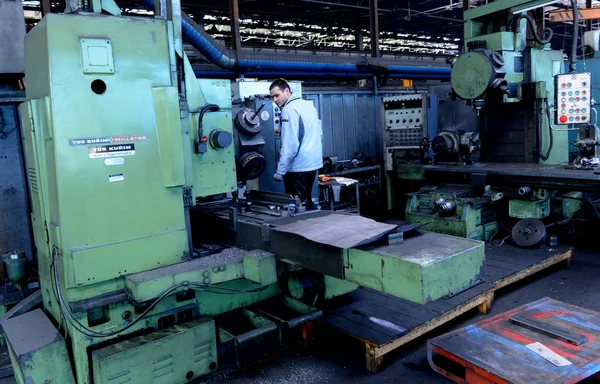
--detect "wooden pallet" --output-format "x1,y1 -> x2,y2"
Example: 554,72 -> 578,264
428,297 -> 600,384
320,244 -> 573,373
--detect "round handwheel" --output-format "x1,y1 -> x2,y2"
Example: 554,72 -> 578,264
511,219 -> 546,247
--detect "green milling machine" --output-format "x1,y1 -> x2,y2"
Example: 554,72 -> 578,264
397,0 -> 600,245
4,1 -> 489,383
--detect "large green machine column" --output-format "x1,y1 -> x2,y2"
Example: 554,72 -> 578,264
17,11 -> 246,384
452,0 -> 567,165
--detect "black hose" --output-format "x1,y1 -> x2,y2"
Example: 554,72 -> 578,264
539,99 -> 554,161
570,0 -> 578,72
197,104 -> 220,139
511,13 -> 554,45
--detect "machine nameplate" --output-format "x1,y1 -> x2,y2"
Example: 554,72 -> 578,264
104,157 -> 124,166
69,134 -> 149,146
108,173 -> 124,182
88,143 -> 135,158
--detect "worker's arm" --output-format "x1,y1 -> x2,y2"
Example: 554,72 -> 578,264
276,108 -> 302,175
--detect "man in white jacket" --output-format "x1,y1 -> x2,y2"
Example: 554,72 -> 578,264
270,79 -> 323,210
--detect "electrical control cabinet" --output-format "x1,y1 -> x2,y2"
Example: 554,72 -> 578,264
383,94 -> 427,148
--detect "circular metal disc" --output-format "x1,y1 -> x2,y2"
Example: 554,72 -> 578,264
451,52 -> 493,100
238,151 -> 266,180
511,219 -> 546,247
235,109 -> 262,136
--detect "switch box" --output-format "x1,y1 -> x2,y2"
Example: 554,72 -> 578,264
555,73 -> 591,125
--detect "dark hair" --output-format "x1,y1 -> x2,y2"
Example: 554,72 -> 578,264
269,78 -> 291,92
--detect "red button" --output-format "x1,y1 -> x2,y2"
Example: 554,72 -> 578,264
559,115 -> 568,123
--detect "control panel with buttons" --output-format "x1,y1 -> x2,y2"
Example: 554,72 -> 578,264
382,94 -> 427,148
555,72 -> 591,125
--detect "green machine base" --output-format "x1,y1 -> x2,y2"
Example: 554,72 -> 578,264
347,231 -> 485,304
405,185 -> 501,241
198,209 -> 486,305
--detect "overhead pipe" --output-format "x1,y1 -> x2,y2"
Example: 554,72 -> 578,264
142,0 -> 451,79
193,70 -> 450,80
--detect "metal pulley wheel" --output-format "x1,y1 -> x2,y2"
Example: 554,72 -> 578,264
511,219 -> 546,248
234,108 -> 262,136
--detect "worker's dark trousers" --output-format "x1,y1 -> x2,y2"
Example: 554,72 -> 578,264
283,170 -> 317,210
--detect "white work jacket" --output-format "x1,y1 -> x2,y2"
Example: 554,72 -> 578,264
276,95 -> 323,174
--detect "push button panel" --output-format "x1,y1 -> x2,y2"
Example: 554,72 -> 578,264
556,73 -> 591,125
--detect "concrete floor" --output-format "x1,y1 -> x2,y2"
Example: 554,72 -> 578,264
1,247 -> 597,384
197,246 -> 600,384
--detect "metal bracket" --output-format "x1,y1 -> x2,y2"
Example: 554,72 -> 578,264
229,207 -> 238,233
446,278 -> 483,298
261,224 -> 271,242
179,99 -> 190,119
388,231 -> 403,245
182,186 -> 194,208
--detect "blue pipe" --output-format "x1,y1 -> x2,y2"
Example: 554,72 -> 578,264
194,71 -> 450,80
143,0 -> 451,79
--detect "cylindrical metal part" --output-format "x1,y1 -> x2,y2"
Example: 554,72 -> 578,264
431,131 -> 459,155
518,186 -> 533,198
433,197 -> 445,208
287,272 -> 322,301
250,103 -> 266,120
209,129 -> 232,149
511,219 -> 546,248
3,250 -> 27,283
234,108 -> 262,136
238,151 -> 267,180
438,200 -> 457,216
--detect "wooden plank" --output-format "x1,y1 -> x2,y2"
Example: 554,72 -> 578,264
487,258 -> 528,272
375,290 -> 493,358
327,306 -> 408,339
355,289 -> 442,321
323,247 -> 572,368
336,298 -> 424,330
493,249 -> 571,290
440,282 -> 491,309
486,252 -> 545,268
486,265 -> 514,280
321,313 -> 389,346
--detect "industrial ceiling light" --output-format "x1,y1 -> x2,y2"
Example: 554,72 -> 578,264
511,0 -> 560,14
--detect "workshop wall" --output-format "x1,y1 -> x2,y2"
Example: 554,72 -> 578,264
304,90 -> 410,162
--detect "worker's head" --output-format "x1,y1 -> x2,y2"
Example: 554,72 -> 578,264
269,79 -> 292,108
